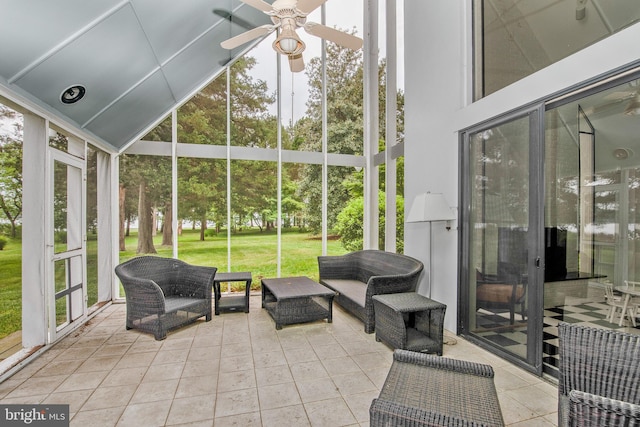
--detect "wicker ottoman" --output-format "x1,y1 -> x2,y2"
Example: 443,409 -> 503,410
370,350 -> 504,426
372,292 -> 446,355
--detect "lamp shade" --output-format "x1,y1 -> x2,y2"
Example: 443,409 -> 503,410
406,192 -> 456,223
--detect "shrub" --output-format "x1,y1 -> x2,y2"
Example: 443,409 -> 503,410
54,231 -> 67,244
0,237 -> 7,250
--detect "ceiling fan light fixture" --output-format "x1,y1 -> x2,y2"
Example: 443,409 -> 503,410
273,21 -> 305,55
624,94 -> 640,116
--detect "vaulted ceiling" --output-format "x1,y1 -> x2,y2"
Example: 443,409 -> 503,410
0,0 -> 270,152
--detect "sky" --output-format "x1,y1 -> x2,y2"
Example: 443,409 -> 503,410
243,0 -> 405,125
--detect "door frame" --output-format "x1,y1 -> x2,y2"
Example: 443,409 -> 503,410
47,147 -> 87,343
458,104 -> 545,375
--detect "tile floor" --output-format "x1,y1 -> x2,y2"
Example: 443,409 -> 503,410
0,295 -> 559,426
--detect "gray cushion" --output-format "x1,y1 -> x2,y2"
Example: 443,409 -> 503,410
321,279 -> 367,307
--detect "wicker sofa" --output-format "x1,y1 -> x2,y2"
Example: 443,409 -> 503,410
115,256 -> 216,340
318,250 -> 424,333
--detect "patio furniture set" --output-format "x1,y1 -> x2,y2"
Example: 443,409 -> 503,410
114,253 -> 640,426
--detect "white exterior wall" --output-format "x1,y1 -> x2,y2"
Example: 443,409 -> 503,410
403,2 -> 640,333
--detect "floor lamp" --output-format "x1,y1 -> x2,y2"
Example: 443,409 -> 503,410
406,192 -> 456,298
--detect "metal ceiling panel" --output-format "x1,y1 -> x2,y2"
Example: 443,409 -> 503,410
162,27 -> 230,104
13,5 -> 161,128
132,0 -> 235,64
85,69 -> 175,148
0,0 -> 123,79
0,1 -> 266,150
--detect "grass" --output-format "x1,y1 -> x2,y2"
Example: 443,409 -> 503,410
0,237 -> 22,340
0,228 -> 347,339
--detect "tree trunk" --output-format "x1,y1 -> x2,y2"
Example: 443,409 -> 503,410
178,220 -> 183,235
152,208 -> 158,236
136,180 -> 156,254
119,184 -> 126,251
199,216 -> 207,241
161,201 -> 172,246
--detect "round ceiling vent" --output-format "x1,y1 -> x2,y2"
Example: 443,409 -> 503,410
613,148 -> 632,160
60,85 -> 86,104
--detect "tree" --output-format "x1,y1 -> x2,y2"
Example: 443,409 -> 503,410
294,32 -> 405,235
119,153 -> 171,253
0,134 -> 22,239
175,57 -> 279,238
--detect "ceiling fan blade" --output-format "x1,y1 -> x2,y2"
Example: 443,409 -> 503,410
213,9 -> 256,31
603,91 -> 635,101
303,22 -> 363,50
240,0 -> 274,13
288,54 -> 305,73
296,0 -> 327,14
220,25 -> 275,49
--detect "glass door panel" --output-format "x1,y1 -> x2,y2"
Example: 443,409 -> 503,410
467,114 -> 532,361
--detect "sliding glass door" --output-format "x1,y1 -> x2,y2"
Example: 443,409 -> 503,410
462,72 -> 640,376
461,108 -> 544,373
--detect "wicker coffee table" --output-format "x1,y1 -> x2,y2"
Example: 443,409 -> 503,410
261,277 -> 337,330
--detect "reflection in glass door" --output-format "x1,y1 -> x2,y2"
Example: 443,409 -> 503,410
463,110 -> 542,371
50,150 -> 86,341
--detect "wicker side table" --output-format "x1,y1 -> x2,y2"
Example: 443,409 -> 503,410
372,292 -> 446,355
213,272 -> 252,315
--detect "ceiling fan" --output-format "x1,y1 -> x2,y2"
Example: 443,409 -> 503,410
220,0 -> 363,73
583,86 -> 640,117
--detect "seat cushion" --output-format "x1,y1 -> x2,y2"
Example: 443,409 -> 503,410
164,296 -> 206,314
477,284 -> 524,304
321,279 -> 367,307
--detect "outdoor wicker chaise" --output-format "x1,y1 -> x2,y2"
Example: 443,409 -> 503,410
115,256 -> 216,340
318,250 -> 424,333
558,322 -> 640,427
370,349 -> 505,426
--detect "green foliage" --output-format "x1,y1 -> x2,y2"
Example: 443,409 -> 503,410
0,236 -> 7,250
295,32 -> 405,234
0,123 -> 22,239
335,190 -> 405,253
335,196 -> 364,251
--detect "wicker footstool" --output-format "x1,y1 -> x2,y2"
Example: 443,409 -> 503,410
372,292 -> 446,355
261,277 -> 336,330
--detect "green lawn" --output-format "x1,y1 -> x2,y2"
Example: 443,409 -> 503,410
0,228 -> 347,339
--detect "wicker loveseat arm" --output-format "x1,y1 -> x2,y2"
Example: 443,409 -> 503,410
569,390 -> 640,427
367,273 -> 419,296
119,277 -> 167,316
174,264 -> 216,299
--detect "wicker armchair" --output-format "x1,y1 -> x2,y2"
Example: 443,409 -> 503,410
558,323 -> 640,426
115,256 -> 216,340
370,350 -> 504,426
569,390 -> 640,427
